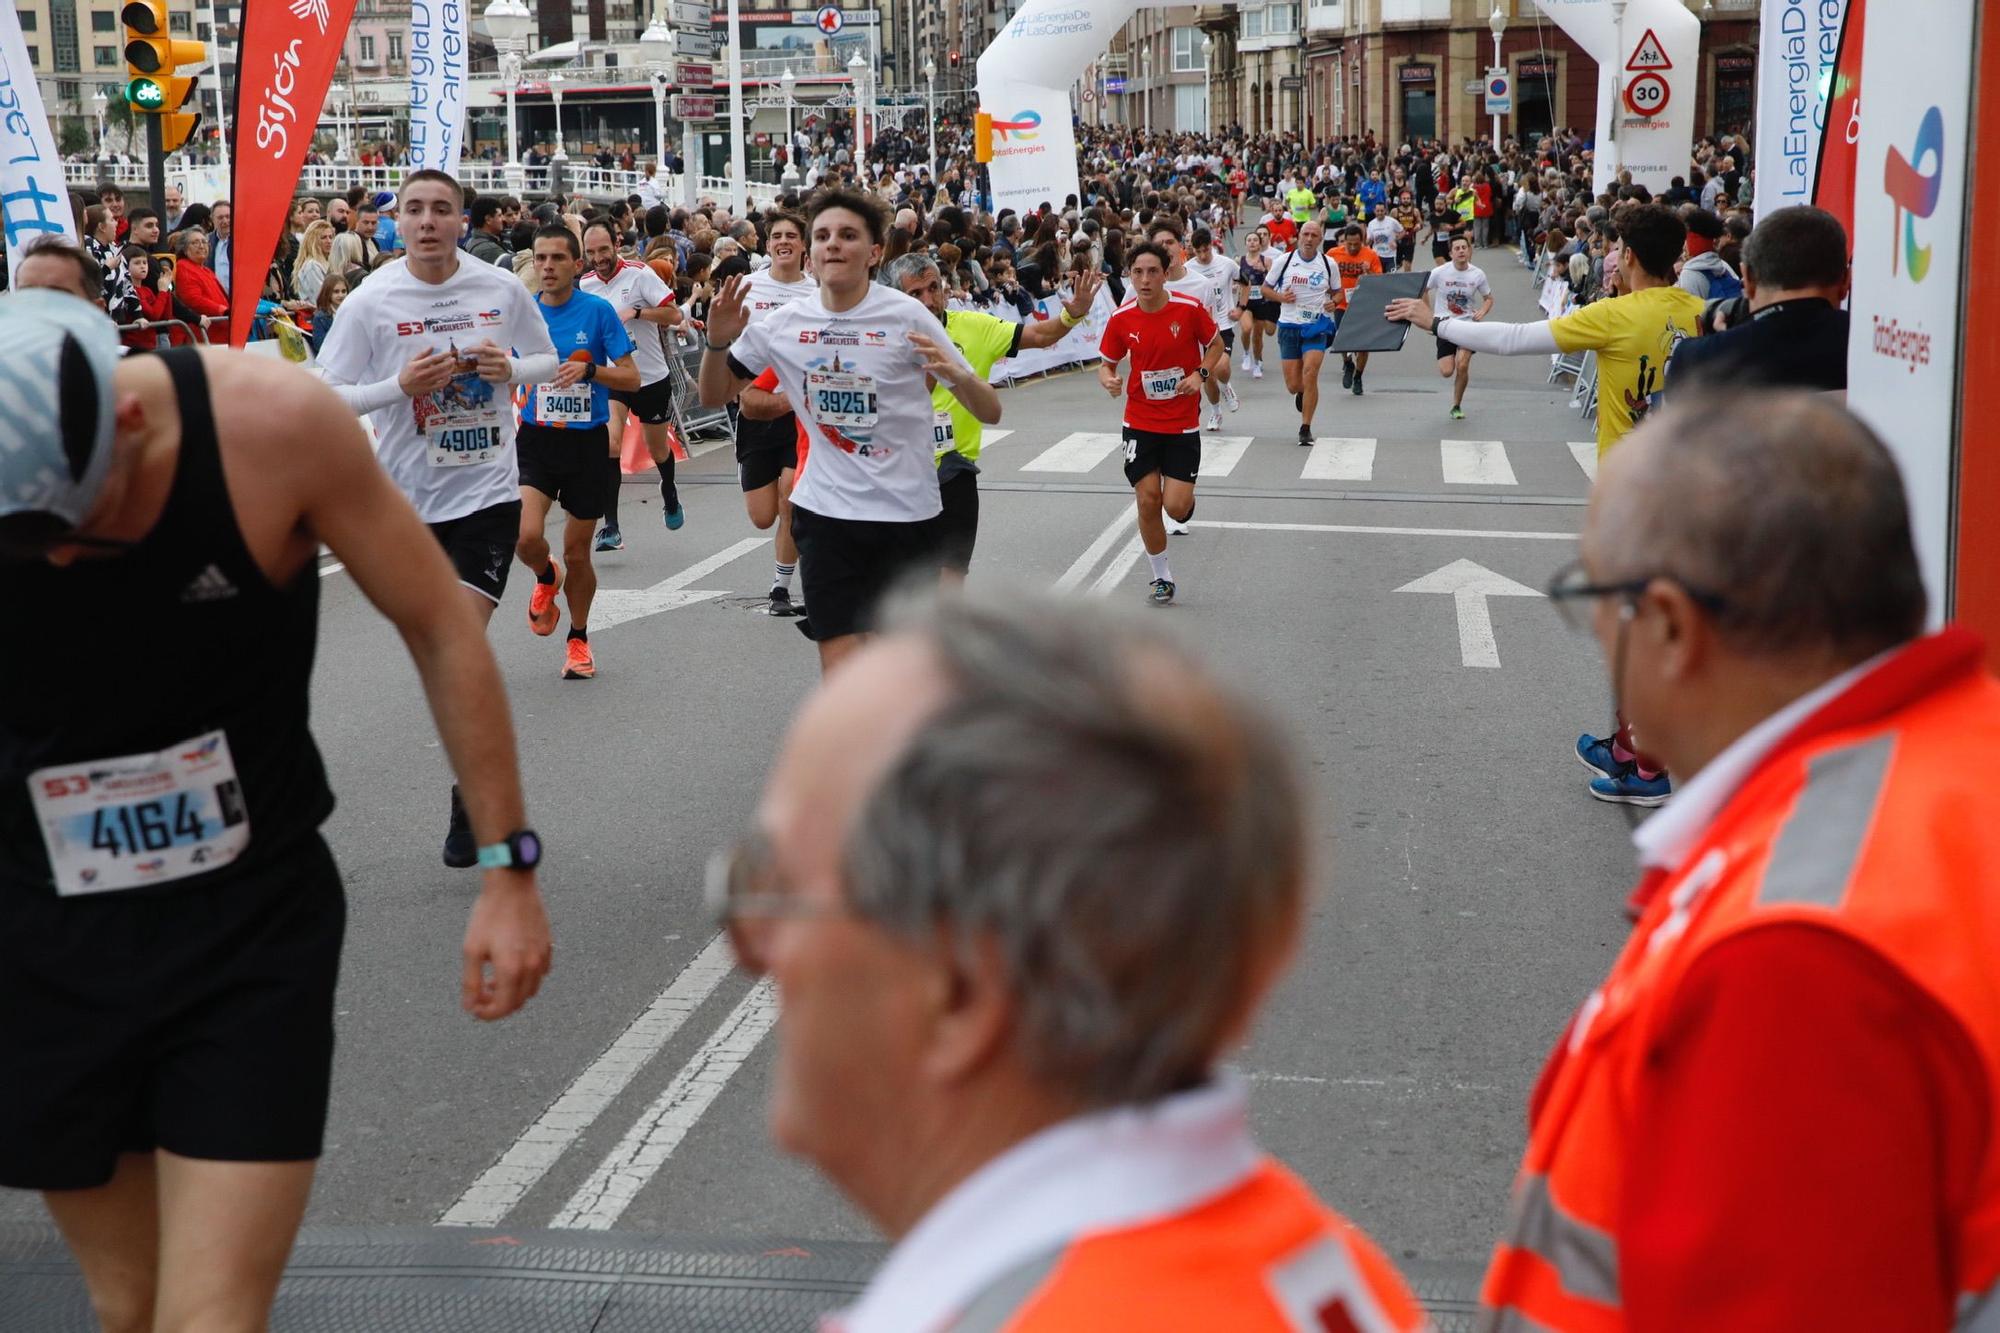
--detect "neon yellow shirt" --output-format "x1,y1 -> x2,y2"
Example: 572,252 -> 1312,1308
1287,187 -> 1318,223
935,308 -> 1024,463
1550,285 -> 1705,454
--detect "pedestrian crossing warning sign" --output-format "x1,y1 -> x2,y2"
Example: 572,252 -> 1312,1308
1625,29 -> 1671,71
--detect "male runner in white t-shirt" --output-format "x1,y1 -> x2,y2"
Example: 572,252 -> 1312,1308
731,213 -> 818,611
1424,235 -> 1494,420
1184,227 -> 1243,423
698,189 -> 1000,675
580,218 -> 683,551
318,169 -> 560,867
1261,219 -> 1339,447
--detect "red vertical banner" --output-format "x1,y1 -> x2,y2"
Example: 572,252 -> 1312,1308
1954,1 -> 2000,659
228,0 -> 359,348
1813,0 -> 1865,243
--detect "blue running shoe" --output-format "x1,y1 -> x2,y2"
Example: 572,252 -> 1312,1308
1149,578 -> 1177,606
594,527 -> 624,553
1589,769 -> 1672,807
1575,732 -> 1624,778
664,503 -> 685,531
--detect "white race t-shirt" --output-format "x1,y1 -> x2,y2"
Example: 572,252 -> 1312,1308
729,285 -> 976,523
1366,216 -> 1405,264
741,268 -> 819,321
317,256 -> 556,524
1267,248 -> 1338,325
580,259 -> 675,384
1164,269 -> 1212,313
1183,254 -> 1239,328
1426,262 -> 1493,319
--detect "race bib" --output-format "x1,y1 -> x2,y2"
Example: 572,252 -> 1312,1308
931,407 -> 956,452
807,366 -> 879,430
418,370 -> 506,468
536,382 -> 595,425
29,730 -> 251,897
1142,368 -> 1185,400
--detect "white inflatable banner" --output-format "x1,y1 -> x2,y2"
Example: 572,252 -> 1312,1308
408,0 -> 469,173
977,0 -> 1141,218
1533,0 -> 1699,195
0,6 -> 77,276
1755,0 -> 1849,216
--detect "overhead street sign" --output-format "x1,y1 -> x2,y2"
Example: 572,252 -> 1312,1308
671,93 -> 717,121
673,30 -> 716,57
668,0 -> 710,24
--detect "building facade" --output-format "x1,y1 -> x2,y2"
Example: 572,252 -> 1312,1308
17,0 -> 221,153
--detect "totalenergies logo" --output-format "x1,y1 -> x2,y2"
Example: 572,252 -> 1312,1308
1883,105 -> 1944,282
991,110 -> 1041,142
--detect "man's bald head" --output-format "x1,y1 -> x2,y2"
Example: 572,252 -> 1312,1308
1589,390 -> 1926,664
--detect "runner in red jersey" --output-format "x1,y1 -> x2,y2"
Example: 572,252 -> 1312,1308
1097,241 -> 1225,607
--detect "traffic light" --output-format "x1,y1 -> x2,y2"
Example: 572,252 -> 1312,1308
122,0 -> 206,152
949,50 -> 961,68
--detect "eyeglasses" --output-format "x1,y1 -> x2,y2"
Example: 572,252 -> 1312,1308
703,833 -> 856,975
1544,558 -> 1727,633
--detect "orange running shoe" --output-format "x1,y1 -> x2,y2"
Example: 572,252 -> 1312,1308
527,559 -> 563,636
562,636 -> 595,680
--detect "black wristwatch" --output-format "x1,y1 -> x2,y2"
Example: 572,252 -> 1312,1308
476,829 -> 544,871
1197,367 -> 1211,381
583,362 -> 598,382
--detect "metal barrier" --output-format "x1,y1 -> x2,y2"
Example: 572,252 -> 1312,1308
117,317 -> 209,350
66,161 -> 784,210
664,325 -> 734,445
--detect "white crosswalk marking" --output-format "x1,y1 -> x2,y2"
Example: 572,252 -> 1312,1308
980,428 -> 1014,447
1301,437 -> 1377,481
1199,436 -> 1254,477
1441,439 -> 1518,486
1567,441 -> 1598,482
1020,431 -> 1126,473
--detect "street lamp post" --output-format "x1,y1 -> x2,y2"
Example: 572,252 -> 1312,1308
1140,44 -> 1151,139
1200,34 -> 1212,137
549,71 -> 569,161
847,50 -> 867,164
779,66 -> 800,188
641,13 -> 672,196
1488,5 -> 1507,152
329,82 -> 351,162
923,56 -> 937,178
482,0 -> 531,195
726,0 -> 747,214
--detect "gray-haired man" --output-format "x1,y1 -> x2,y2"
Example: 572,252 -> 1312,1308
710,589 -> 1427,1332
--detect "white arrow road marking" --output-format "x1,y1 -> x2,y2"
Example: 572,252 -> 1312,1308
1396,558 -> 1542,668
1567,441 -> 1598,482
1441,439 -> 1518,486
550,979 -> 779,1230
588,536 -> 768,631
437,934 -> 738,1227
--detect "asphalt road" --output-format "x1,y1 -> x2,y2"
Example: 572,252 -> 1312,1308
1,256 -> 1638,1283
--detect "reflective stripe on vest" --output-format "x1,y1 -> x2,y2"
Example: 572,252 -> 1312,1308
1756,733 -> 1895,909
1500,1174 -> 1618,1306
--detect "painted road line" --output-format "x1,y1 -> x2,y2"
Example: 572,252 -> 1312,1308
1020,431 -> 1126,473
1089,536 -> 1147,596
979,428 -> 1015,447
1193,520 -> 1573,542
1054,505 -> 1139,592
1567,441 -> 1598,482
550,979 -> 779,1230
590,536 -> 768,631
319,561 -> 345,579
437,934 -> 737,1228
1301,437 -> 1376,482
1441,439 -> 1518,486
1198,435 -> 1254,478
1396,559 -> 1542,669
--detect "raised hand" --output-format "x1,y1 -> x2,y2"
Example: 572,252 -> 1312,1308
705,274 -> 753,346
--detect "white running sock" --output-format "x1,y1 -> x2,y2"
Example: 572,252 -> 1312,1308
774,562 -> 796,592
1147,551 -> 1172,582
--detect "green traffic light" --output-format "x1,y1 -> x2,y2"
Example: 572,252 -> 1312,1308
127,77 -> 165,109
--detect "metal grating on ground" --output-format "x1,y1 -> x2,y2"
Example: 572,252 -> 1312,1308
0,1222 -> 1483,1331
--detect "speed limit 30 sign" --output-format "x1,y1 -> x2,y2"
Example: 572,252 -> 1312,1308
1624,72 -> 1669,118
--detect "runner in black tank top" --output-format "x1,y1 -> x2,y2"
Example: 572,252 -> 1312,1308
0,291 -> 550,1331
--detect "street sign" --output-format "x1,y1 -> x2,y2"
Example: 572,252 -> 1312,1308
1081,88 -> 1095,102
671,93 -> 717,121
1625,28 -> 1671,71
813,5 -> 843,34
674,60 -> 713,85
754,131 -> 771,146
1280,75 -> 1302,91
1104,76 -> 1125,93
1623,72 -> 1670,117
1484,70 -> 1512,114
673,30 -> 716,57
668,0 -> 709,25
796,7 -> 876,23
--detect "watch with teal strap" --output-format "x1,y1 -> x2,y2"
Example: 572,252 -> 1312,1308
476,829 -> 543,870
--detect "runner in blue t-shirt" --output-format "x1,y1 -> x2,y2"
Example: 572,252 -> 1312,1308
514,224 -> 640,681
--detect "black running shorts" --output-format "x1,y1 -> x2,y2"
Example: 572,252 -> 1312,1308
736,412 -> 800,493
937,454 -> 980,574
1122,427 -> 1202,486
789,503 -> 944,643
609,376 -> 673,426
518,422 -> 613,521
428,499 -> 522,605
0,837 -> 346,1190
1436,331 -> 1473,362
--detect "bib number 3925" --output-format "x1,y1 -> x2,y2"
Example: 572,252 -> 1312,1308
28,730 -> 251,896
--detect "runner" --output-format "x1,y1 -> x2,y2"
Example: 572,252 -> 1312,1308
1426,235 -> 1493,420
884,252 -> 1102,579
731,212 -> 818,613
1331,223 -> 1385,396
697,188 -> 1001,675
1097,241 -> 1226,606
1366,202 -> 1405,279
1,290 -> 551,1333
1261,219 -> 1338,447
1235,224 -> 1276,379
318,168 -> 561,866
515,224 -> 641,680
1184,228 -> 1243,423
1391,191 -> 1424,272
578,217 -> 682,553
